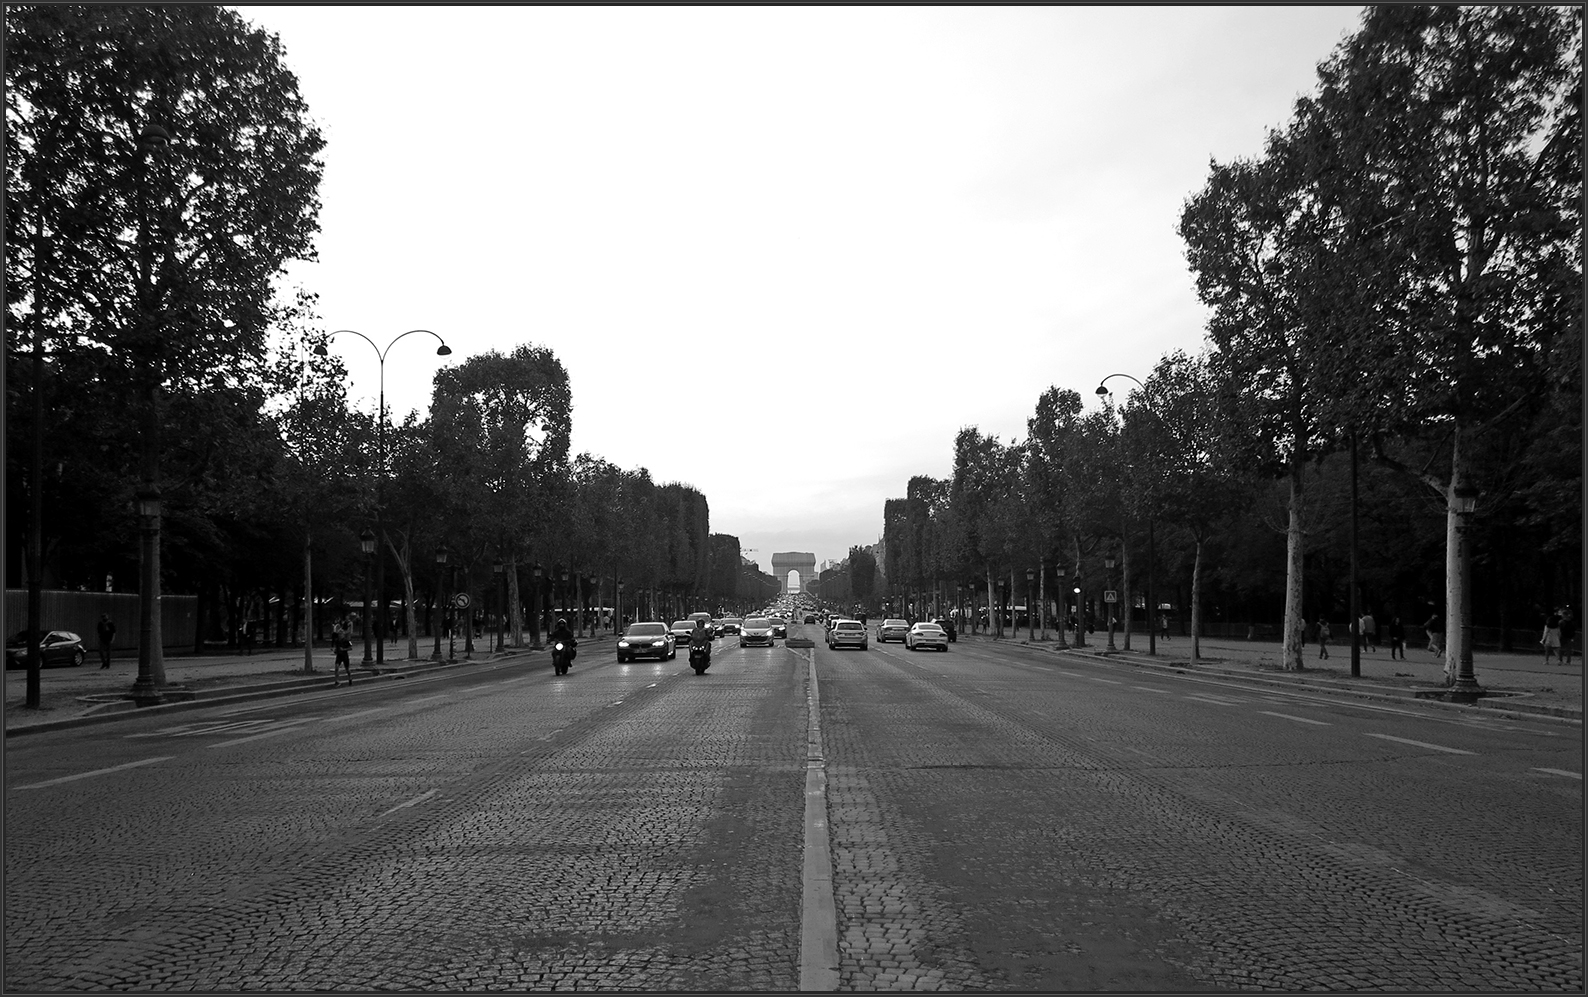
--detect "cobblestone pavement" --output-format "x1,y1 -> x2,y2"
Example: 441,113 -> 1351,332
5,642 -> 806,991
818,637 -> 1582,991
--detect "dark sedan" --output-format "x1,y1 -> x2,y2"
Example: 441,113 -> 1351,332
768,617 -> 788,639
5,630 -> 87,669
616,622 -> 676,662
717,617 -> 744,636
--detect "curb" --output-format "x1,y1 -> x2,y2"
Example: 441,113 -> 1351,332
5,647 -> 536,738
964,635 -> 1582,724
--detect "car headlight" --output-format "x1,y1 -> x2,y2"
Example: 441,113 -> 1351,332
652,640 -> 666,647
618,640 -> 630,647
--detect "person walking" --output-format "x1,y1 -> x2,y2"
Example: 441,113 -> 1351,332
1542,608 -> 1563,665
1561,609 -> 1577,667
1360,611 -> 1377,653
1317,619 -> 1331,660
1387,616 -> 1405,659
333,616 -> 355,685
1424,612 -> 1443,657
96,613 -> 116,669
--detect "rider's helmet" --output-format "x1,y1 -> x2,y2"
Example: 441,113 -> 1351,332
555,618 -> 567,630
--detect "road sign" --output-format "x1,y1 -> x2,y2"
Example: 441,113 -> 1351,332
452,592 -> 471,609
1104,590 -> 1118,603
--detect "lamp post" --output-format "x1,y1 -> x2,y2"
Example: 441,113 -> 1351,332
1072,577 -> 1084,648
1025,568 -> 1034,640
1449,485 -> 1484,700
492,557 -> 505,653
617,579 -> 625,634
1097,374 -> 1156,657
359,528 -> 376,664
561,569 -> 571,630
431,546 -> 448,660
531,564 -> 544,648
448,558 -> 458,663
1105,554 -> 1118,650
129,488 -> 165,705
315,329 -> 451,663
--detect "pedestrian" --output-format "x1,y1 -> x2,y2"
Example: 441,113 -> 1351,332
1561,609 -> 1577,667
333,617 -> 355,685
1159,612 -> 1170,640
1542,608 -> 1563,665
1317,619 -> 1331,659
96,613 -> 116,669
1387,616 -> 1405,660
1361,611 -> 1377,652
1423,612 -> 1443,656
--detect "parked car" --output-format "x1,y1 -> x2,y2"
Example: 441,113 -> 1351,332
826,619 -> 869,650
740,617 -> 775,647
717,617 -> 744,636
768,617 -> 788,639
617,621 -> 676,662
932,618 -> 958,642
5,630 -> 86,669
905,622 -> 949,652
877,619 -> 910,643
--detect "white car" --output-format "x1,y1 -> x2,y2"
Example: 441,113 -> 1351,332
905,623 -> 948,652
826,619 -> 869,650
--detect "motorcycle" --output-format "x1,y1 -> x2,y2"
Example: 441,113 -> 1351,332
688,641 -> 711,675
552,640 -> 575,676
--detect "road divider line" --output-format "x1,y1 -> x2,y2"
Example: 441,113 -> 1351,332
376,788 -> 439,818
1363,732 -> 1475,755
209,718 -> 318,748
407,694 -> 447,705
1532,767 -> 1582,780
14,756 -> 173,790
800,647 -> 838,991
1087,677 -> 1123,685
321,708 -> 387,723
1184,695 -> 1238,706
1259,710 -> 1331,726
1132,685 -> 1173,694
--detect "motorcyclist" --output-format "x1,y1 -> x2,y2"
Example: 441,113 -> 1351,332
688,618 -> 712,656
549,617 -> 577,661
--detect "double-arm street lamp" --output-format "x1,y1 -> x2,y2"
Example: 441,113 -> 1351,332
1448,485 -> 1484,700
1097,374 -> 1157,657
493,557 -> 506,653
360,527 -> 376,664
432,545 -> 449,661
315,329 -> 451,664
530,564 -> 544,649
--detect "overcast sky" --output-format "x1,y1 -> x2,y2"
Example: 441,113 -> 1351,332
234,5 -> 1363,576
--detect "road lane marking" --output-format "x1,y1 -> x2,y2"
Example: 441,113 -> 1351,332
1132,685 -> 1173,694
1363,733 -> 1475,755
209,718 -> 318,748
376,788 -> 439,818
1259,711 -> 1331,726
1054,670 -> 1084,677
14,756 -> 173,791
1086,677 -> 1123,685
407,694 -> 447,705
322,708 -> 387,723
1533,768 -> 1582,780
1184,695 -> 1238,706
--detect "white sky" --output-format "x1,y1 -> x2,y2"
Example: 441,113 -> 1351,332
235,5 -> 1363,574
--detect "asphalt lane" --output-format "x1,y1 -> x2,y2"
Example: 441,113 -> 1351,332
820,632 -> 1582,990
5,638 -> 808,991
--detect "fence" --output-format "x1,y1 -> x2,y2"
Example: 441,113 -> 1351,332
3,589 -> 198,655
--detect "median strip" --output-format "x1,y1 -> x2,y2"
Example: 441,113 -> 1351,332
799,647 -> 839,991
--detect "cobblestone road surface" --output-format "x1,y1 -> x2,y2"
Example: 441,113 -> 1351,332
5,624 -> 1582,991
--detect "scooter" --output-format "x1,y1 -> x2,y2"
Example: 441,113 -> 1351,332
552,640 -> 575,676
688,641 -> 711,675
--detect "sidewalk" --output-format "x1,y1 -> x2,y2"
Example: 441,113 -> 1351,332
965,630 -> 1582,722
3,632 -> 606,736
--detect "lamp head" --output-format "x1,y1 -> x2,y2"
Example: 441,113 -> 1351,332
436,344 -> 452,356
1094,384 -> 1110,396
312,343 -> 328,356
436,545 -> 450,565
359,528 -> 376,555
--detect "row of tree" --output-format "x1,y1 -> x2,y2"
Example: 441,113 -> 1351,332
874,6 -> 1582,679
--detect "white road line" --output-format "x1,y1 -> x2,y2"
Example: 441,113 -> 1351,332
1132,685 -> 1173,694
1184,695 -> 1238,706
407,694 -> 447,705
1533,767 -> 1582,780
376,788 -> 439,819
1259,710 -> 1331,726
14,756 -> 173,791
1363,733 -> 1476,755
322,707 -> 387,723
1054,670 -> 1084,677
209,718 -> 318,749
1087,677 -> 1123,685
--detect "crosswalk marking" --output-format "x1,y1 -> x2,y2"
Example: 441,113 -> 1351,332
1259,710 -> 1330,726
1363,733 -> 1475,755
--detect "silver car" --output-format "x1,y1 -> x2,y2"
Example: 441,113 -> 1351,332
904,622 -> 948,652
740,617 -> 775,647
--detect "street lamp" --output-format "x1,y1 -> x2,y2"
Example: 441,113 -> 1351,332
315,329 -> 451,664
1105,554 -> 1118,650
360,528 -> 376,665
1025,568 -> 1035,640
432,545 -> 449,660
531,564 -> 544,649
1449,485 -> 1483,699
128,488 -> 164,705
1097,374 -> 1156,656
617,579 -> 626,634
493,557 -> 505,653
1072,577 -> 1084,648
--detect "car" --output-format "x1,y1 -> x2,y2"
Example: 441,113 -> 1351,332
670,619 -> 700,645
740,617 -> 775,647
905,622 -> 949,652
616,621 -> 676,662
687,612 -> 714,636
932,618 -> 958,642
826,619 -> 868,650
768,617 -> 788,639
804,614 -> 816,624
717,617 -> 744,636
877,619 -> 910,643
5,630 -> 87,669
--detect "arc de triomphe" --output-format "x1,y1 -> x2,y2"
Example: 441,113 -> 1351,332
771,552 -> 816,596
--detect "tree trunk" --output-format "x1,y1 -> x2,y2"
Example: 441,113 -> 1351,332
1191,538 -> 1202,666
508,557 -> 523,647
1444,425 -> 1467,688
1283,462 -> 1306,671
302,533 -> 314,671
